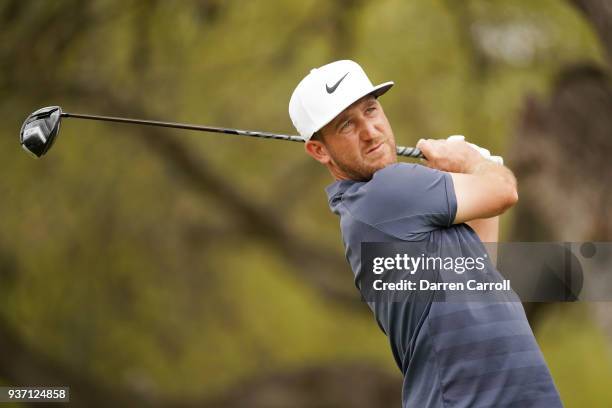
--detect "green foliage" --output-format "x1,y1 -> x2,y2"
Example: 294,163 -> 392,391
0,0 -> 609,405
538,303 -> 612,407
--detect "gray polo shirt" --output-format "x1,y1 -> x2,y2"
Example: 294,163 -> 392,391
326,163 -> 562,408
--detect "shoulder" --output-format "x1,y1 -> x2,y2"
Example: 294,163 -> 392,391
338,162 -> 456,232
373,162 -> 421,180
370,162 -> 448,184
338,163 -> 433,215
362,162 -> 448,197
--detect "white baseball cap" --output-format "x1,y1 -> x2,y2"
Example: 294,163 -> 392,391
289,60 -> 394,140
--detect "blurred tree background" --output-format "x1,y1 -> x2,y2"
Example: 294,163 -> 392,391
1,0 -> 611,406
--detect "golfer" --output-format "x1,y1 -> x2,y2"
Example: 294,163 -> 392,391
289,60 -> 562,407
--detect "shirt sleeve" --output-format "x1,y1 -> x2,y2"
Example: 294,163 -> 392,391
340,163 -> 457,240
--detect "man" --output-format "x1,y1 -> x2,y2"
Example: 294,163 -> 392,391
289,60 -> 562,407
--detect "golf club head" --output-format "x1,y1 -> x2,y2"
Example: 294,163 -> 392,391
20,106 -> 62,158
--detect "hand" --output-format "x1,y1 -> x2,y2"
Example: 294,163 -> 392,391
447,135 -> 503,165
416,137 -> 486,173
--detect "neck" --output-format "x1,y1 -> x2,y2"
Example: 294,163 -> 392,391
328,163 -> 351,181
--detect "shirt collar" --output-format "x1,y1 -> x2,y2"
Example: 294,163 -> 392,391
325,179 -> 355,206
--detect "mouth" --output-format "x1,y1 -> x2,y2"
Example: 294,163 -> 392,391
366,142 -> 384,155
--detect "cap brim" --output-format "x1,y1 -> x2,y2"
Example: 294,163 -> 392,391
370,81 -> 394,98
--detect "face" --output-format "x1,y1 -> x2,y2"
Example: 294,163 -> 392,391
305,95 -> 397,181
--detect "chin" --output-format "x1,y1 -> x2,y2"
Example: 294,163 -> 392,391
369,152 -> 397,171
335,149 -> 396,181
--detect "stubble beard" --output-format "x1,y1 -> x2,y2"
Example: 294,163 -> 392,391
332,140 -> 398,181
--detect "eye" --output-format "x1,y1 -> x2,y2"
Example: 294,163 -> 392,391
340,120 -> 352,131
365,106 -> 377,114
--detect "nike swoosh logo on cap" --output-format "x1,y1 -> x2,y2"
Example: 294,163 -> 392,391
326,72 -> 349,94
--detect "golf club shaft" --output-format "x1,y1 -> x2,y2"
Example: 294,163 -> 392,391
60,112 -> 423,158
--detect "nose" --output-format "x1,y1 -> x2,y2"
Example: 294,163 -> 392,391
359,119 -> 378,141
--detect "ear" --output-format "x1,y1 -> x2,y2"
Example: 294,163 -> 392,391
304,140 -> 331,164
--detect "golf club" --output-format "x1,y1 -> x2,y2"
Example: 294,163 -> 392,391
19,106 -> 424,159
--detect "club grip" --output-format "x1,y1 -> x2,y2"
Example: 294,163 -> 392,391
396,146 -> 423,158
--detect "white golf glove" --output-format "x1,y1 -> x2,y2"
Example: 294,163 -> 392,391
447,135 -> 503,165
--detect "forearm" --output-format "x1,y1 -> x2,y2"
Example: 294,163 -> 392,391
451,161 -> 519,223
466,216 -> 499,267
466,216 -> 499,243
467,160 -> 518,201
418,138 -> 519,223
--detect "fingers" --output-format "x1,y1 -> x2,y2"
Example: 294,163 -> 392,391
448,135 -> 498,163
467,142 -> 490,158
416,138 -> 428,150
417,138 -> 442,161
416,135 -> 504,168
416,139 -> 429,157
416,138 -> 441,151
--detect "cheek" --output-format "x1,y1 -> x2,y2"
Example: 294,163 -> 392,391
382,119 -> 393,134
332,137 -> 360,156
377,114 -> 392,133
